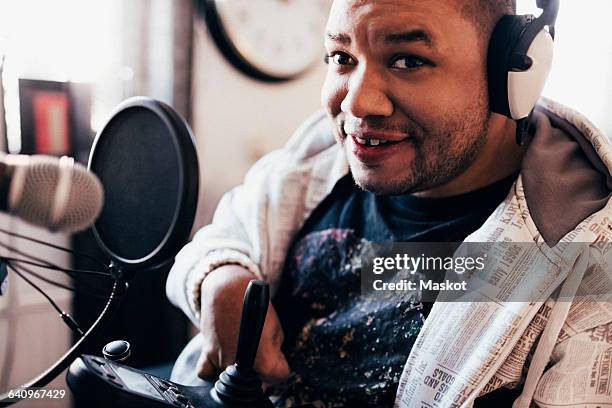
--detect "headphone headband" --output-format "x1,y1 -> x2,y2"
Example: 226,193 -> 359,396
535,0 -> 560,39
487,0 -> 560,124
515,0 -> 560,55
536,0 -> 560,26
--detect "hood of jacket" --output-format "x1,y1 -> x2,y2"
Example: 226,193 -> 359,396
522,98 -> 612,246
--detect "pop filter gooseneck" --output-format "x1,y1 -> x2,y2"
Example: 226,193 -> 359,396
0,97 -> 199,406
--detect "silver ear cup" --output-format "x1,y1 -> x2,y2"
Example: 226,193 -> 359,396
507,29 -> 554,119
487,0 -> 559,120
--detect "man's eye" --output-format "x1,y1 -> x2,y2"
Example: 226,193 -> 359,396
390,56 -> 428,70
325,52 -> 356,66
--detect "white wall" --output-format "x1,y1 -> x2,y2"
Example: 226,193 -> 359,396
190,20 -> 328,228
518,0 -> 612,134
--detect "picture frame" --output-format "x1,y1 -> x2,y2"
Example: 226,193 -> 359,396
18,78 -> 72,156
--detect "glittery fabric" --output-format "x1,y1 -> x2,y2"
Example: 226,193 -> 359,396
272,229 -> 425,407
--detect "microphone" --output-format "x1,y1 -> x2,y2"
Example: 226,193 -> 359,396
0,153 -> 104,233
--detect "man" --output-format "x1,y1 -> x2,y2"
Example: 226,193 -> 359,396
167,0 -> 612,407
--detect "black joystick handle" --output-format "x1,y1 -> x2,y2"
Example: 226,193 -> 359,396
210,280 -> 273,407
235,280 -> 269,370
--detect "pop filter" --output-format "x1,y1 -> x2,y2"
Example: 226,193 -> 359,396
88,97 -> 199,271
0,97 -> 200,406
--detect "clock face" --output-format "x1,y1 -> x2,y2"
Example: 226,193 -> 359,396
207,0 -> 331,81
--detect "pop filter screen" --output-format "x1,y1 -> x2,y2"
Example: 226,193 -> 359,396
89,98 -> 198,269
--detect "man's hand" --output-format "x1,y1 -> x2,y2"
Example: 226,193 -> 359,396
197,265 -> 290,384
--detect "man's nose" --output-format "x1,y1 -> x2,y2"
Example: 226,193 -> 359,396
340,68 -> 393,118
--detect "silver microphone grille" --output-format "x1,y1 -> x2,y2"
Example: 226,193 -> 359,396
8,155 -> 104,233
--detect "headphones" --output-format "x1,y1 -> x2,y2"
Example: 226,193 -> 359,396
487,0 -> 560,121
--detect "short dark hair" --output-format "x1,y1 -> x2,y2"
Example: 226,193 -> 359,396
460,0 -> 516,46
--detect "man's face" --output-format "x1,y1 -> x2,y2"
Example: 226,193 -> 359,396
322,0 -> 491,195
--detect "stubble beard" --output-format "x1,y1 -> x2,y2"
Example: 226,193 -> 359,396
348,103 -> 490,196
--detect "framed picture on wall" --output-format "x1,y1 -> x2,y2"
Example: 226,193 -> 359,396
18,79 -> 72,156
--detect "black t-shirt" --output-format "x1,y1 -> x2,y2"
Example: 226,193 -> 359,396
272,173 -> 518,407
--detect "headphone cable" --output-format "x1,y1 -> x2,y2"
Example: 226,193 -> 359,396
6,262 -> 84,337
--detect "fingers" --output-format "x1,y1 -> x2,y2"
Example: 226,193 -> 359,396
198,344 -> 290,384
254,304 -> 291,384
197,349 -> 219,381
255,347 -> 291,384
198,292 -> 292,385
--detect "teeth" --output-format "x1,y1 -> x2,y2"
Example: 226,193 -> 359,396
354,137 -> 393,146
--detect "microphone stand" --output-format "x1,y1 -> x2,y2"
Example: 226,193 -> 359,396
0,263 -> 130,407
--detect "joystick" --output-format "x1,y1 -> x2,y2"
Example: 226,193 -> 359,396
66,281 -> 276,407
210,280 -> 273,407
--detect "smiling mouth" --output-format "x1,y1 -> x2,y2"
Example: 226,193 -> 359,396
353,136 -> 407,147
341,124 -> 411,148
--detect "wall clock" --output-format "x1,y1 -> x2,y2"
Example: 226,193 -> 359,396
203,0 -> 331,82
